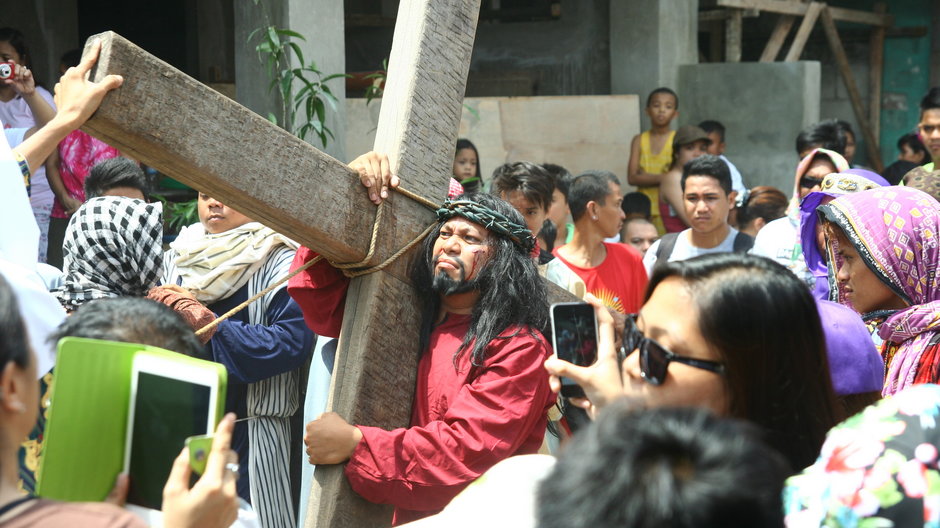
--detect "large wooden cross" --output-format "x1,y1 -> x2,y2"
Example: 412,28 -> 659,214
80,2 -> 482,527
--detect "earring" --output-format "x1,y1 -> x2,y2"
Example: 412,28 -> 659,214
592,216 -> 598,220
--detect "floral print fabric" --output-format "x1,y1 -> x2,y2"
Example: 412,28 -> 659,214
785,384 -> 940,527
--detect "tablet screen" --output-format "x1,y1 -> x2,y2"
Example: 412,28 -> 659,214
126,372 -> 211,510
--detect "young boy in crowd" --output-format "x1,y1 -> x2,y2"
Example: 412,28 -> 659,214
898,132 -> 929,165
539,163 -> 572,252
918,87 -> 940,170
628,87 -> 678,235
84,157 -> 151,202
490,161 -> 556,263
620,191 -> 651,221
698,120 -> 746,201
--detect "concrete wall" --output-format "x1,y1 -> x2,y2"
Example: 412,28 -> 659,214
467,0 -> 611,96
346,95 -> 641,188
610,0 -> 698,130
345,0 -> 612,97
678,62 -> 821,194
733,0 -> 934,170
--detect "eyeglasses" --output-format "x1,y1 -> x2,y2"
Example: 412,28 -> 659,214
622,314 -> 725,386
799,176 -> 824,189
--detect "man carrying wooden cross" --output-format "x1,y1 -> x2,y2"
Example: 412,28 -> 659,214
289,190 -> 556,525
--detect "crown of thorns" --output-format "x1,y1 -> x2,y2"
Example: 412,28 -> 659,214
435,199 -> 536,252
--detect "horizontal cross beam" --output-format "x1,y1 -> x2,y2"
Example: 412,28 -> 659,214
83,32 -> 441,282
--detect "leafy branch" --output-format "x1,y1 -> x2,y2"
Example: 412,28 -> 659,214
248,25 -> 347,146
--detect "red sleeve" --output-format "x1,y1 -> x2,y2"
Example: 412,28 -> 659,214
343,333 -> 555,513
914,339 -> 940,385
286,246 -> 350,338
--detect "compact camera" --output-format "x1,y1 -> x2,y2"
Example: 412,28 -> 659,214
0,62 -> 14,80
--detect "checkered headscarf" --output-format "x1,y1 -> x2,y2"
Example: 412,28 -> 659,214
54,196 -> 164,310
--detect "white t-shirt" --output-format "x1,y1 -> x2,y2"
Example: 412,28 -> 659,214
750,215 -> 813,288
643,227 -> 740,276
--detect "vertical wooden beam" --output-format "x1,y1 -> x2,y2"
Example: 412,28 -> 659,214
760,15 -> 796,62
725,9 -> 743,62
819,6 -> 884,172
709,21 -> 725,63
868,3 -> 886,146
784,2 -> 824,62
305,1 -> 483,527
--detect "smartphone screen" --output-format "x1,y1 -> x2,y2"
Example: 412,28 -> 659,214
126,372 -> 211,510
550,303 -> 598,398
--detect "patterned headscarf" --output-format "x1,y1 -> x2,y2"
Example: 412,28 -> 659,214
904,165 -> 940,203
784,384 -> 940,527
54,197 -> 163,310
799,169 -> 888,301
819,187 -> 940,396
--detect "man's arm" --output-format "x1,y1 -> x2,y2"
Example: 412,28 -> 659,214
306,332 -> 555,513
208,286 -> 315,384
286,152 -> 395,334
13,40 -> 123,174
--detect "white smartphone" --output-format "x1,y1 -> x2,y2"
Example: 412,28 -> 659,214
123,353 -> 221,523
550,302 -> 599,399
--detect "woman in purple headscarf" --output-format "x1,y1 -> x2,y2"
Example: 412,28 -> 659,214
799,169 -> 889,301
820,186 -> 940,396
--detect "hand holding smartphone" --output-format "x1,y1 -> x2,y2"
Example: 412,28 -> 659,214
550,302 -> 599,398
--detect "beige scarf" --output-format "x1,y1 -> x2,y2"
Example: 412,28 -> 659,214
171,221 -> 299,303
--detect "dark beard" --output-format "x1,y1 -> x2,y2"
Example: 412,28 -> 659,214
430,256 -> 478,296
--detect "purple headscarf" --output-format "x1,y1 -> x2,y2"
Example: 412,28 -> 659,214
799,169 -> 889,300
816,299 -> 884,395
819,187 -> 940,396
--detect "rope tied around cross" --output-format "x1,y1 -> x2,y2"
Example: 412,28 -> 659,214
195,183 -> 535,338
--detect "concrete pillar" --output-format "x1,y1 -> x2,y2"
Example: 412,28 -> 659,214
234,0 -> 346,160
678,61 -> 821,192
610,0 -> 698,129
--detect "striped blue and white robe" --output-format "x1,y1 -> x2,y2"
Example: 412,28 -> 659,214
165,245 -> 315,528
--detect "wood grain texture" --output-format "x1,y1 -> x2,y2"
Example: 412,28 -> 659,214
306,1 -> 483,527
725,9 -> 743,63
819,7 -> 884,172
716,0 -> 892,27
783,2 -> 823,62
868,3 -> 886,142
80,32 -> 435,283
759,15 -> 796,62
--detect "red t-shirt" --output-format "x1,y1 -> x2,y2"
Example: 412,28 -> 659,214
551,242 -> 648,314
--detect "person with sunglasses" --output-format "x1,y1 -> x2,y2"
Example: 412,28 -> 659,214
544,252 -> 843,472
751,148 -> 849,290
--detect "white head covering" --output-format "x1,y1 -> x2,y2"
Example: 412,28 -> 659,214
0,125 -> 65,375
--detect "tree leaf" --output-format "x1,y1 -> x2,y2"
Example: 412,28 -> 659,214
287,42 -> 305,67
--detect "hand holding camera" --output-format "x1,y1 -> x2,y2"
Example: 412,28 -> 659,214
0,60 -> 36,96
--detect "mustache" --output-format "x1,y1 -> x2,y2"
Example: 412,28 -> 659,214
432,255 -> 468,278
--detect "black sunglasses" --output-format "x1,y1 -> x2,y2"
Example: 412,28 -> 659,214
799,176 -> 825,189
622,314 -> 725,386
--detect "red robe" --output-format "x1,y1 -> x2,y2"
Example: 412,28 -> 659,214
287,247 -> 556,524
